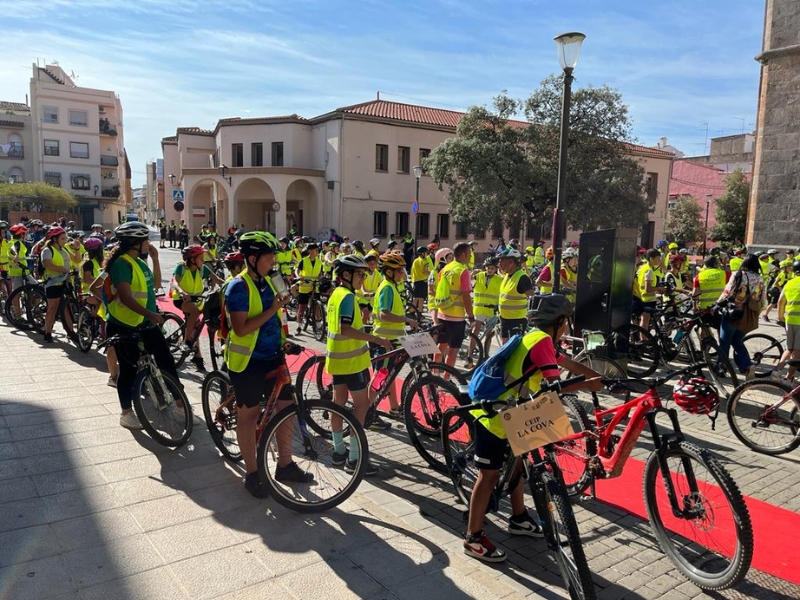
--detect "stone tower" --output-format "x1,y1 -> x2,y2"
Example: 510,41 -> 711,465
747,0 -> 800,250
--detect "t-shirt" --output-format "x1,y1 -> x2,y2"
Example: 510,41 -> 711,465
41,246 -> 70,287
225,276 -> 281,361
108,255 -> 157,326
339,292 -> 355,326
522,333 -> 561,379
378,283 -> 398,313
410,256 -> 428,283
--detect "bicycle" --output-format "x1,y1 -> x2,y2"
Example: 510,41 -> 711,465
743,330 -> 785,366
552,363 -> 753,590
725,358 -> 800,455
98,326 -> 194,447
200,342 -> 368,512
75,295 -> 106,352
441,376 -> 596,600
4,262 -> 47,331
168,289 -> 224,370
293,277 -> 331,341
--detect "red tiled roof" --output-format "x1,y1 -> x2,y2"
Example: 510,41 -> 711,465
218,114 -> 309,126
176,126 -> 213,136
0,101 -> 30,112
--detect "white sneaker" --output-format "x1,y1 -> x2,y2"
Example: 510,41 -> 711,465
120,412 -> 143,430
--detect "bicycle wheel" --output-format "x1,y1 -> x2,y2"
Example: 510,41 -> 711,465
75,307 -> 95,353
726,379 -> 800,455
742,332 -> 783,367
441,407 -> 477,506
643,441 -> 753,590
700,336 -> 739,399
284,296 -> 298,321
60,296 -> 80,344
627,324 -> 660,378
5,285 -> 47,331
534,470 -> 596,600
568,352 -> 627,411
404,375 -> 466,474
457,331 -> 485,374
313,300 -> 326,343
161,313 -> 186,367
483,325 -> 505,358
201,370 -> 242,462
399,361 -> 466,407
256,399 -> 368,513
294,354 -> 344,438
551,395 -> 596,497
132,371 -> 193,447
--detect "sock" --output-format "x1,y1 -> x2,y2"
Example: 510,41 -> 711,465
348,438 -> 359,462
332,431 -> 345,454
510,511 -> 528,523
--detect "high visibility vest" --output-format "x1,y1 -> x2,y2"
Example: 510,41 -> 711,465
325,286 -> 372,375
783,277 -> 800,325
538,262 -> 553,294
276,249 -> 294,276
0,238 -> 8,269
499,269 -> 528,319
525,255 -> 534,272
760,260 -> 771,279
108,254 -> 149,327
438,261 -> 468,319
470,329 -> 550,438
68,244 -> 84,270
473,271 -> 501,318
562,266 -> 577,303
356,269 -> 381,306
292,247 -> 302,266
729,257 -> 743,272
410,256 -> 428,283
427,267 -> 439,310
636,264 -> 658,302
696,268 -> 726,309
203,245 -> 217,262
171,265 -> 204,300
297,257 -> 322,294
533,246 -> 545,265
8,241 -> 27,277
372,279 -> 405,339
44,245 -> 68,281
82,258 -> 101,294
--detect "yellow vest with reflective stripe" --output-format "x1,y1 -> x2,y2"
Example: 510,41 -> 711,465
468,251 -> 475,271
637,264 -> 658,302
438,261 -> 468,319
82,258 -> 101,294
298,257 -> 322,294
44,245 -> 67,281
372,279 -> 405,339
8,241 -> 27,277
783,277 -> 800,325
171,265 -> 204,299
108,254 -> 149,327
473,271 -> 501,318
696,268 -> 726,309
276,249 -> 294,275
0,239 -> 10,268
427,266 -> 438,309
356,270 -> 381,305
499,269 -> 528,319
224,271 -> 264,373
325,286 -> 372,375
729,257 -> 743,272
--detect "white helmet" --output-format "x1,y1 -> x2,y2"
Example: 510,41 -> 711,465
369,238 -> 380,247
562,247 -> 577,258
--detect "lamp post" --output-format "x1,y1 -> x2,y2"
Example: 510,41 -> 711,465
413,165 -> 423,244
551,31 -> 585,292
703,194 -> 712,257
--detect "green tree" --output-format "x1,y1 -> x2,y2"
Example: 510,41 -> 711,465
424,78 -> 651,233
710,168 -> 749,244
665,195 -> 703,246
0,181 -> 78,212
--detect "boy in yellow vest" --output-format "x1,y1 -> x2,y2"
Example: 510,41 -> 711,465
777,260 -> 800,381
410,246 -> 430,312
633,249 -> 666,330
467,257 -> 501,367
497,248 -> 534,343
294,242 -> 322,335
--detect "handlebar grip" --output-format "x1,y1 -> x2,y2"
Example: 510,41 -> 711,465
543,374 -> 585,393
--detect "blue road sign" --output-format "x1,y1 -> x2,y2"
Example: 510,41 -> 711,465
172,189 -> 184,200
412,201 -> 419,215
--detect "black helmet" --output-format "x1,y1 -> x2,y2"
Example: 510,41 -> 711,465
279,236 -> 290,244
306,242 -> 319,251
352,240 -> 365,250
301,236 -> 312,244
333,255 -> 368,275
793,260 -> 800,273
527,293 -> 574,327
416,246 -> 427,254
483,256 -> 498,268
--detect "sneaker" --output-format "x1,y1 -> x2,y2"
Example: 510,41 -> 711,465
762,315 -> 770,322
464,531 -> 507,563
295,326 -> 302,336
368,414 -> 392,431
107,375 -> 117,388
244,472 -> 270,499
745,366 -> 756,381
344,458 -> 379,477
274,461 -> 314,483
119,411 -> 143,430
332,450 -> 348,467
190,356 -> 206,372
43,333 -> 54,343
508,511 -> 544,538
387,408 -> 403,421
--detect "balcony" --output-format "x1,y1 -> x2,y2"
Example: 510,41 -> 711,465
99,118 -> 118,137
101,185 -> 120,198
100,154 -> 119,167
0,144 -> 23,159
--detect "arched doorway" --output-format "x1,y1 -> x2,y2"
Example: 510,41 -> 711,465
234,178 -> 277,234
187,178 -> 229,237
286,179 -> 319,238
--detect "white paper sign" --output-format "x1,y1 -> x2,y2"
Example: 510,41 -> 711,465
400,331 -> 439,357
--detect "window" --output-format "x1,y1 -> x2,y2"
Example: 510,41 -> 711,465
395,212 -> 409,236
44,139 -> 59,156
474,228 -> 486,239
419,148 -> 431,167
373,211 -> 388,237
71,174 -> 91,190
69,110 -> 87,126
646,172 -> 658,204
455,222 -> 469,239
668,197 -> 677,210
492,219 -> 504,240
44,171 -> 61,186
271,141 -> 284,167
416,213 -> 430,238
43,106 -> 58,123
436,214 -> 450,239
231,143 -> 243,167
70,142 -> 89,159
251,142 -> 263,167
397,146 -> 410,173
8,167 -> 24,183
375,144 -> 389,172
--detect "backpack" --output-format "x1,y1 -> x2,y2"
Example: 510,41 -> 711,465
468,334 -> 540,401
434,264 -> 457,309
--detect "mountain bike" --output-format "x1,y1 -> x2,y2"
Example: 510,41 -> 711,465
441,376 -> 596,600
4,262 -> 47,331
168,289 -> 224,371
742,331 -> 785,366
200,343 -> 368,513
552,363 -> 753,590
75,296 -> 106,352
293,277 -> 331,342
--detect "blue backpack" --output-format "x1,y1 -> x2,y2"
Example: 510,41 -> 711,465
468,334 -> 540,401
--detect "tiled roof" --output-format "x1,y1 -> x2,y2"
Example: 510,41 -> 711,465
0,120 -> 25,128
0,101 -> 30,112
161,135 -> 178,144
176,126 -> 214,136
623,143 -> 675,158
218,114 -> 309,126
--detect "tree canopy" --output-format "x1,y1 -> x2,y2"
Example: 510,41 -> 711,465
0,182 -> 78,212
423,77 -> 651,235
664,195 -> 703,246
710,168 -> 749,244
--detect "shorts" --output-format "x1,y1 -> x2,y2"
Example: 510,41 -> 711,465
436,319 -> 467,348
358,302 -> 373,312
412,281 -> 427,299
500,317 -> 527,339
297,292 -> 311,305
331,368 -> 370,392
768,288 -> 780,304
632,298 -> 657,316
473,422 -> 510,470
787,323 -> 800,351
45,284 -> 65,300
229,356 -> 293,408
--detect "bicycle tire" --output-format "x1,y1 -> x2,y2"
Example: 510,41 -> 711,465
457,331 -> 485,374
5,285 -> 46,331
201,370 -> 242,462
643,441 -> 753,590
726,378 -> 800,455
61,296 -> 80,345
313,300 -> 326,343
75,306 -> 95,352
568,353 -> 627,412
284,296 -> 298,321
742,332 -> 783,367
551,395 -> 596,497
161,313 -> 186,367
700,337 -> 739,399
405,375 -> 467,474
132,370 -> 193,447
627,324 -> 660,378
399,361 -> 466,412
441,407 -> 476,507
256,399 -> 368,513
535,470 -> 596,600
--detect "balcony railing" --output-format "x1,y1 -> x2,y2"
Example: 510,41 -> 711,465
100,154 -> 119,167
0,144 -> 23,159
101,186 -> 120,198
99,118 -> 118,137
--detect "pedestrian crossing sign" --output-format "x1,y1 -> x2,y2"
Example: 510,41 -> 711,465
172,189 -> 184,200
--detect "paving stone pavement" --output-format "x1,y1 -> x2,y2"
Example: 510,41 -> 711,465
0,303 -> 798,599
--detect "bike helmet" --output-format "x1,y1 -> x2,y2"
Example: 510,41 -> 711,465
114,221 -> 150,241
279,236 -> 290,244
67,230 -> 82,240
779,258 -> 792,268
656,239 -> 668,249
669,254 -> 683,265
668,242 -> 679,250
9,224 -> 28,236
483,256 -> 499,268
526,246 -> 535,253
240,231 -> 280,256
83,237 -> 104,252
67,220 -> 75,227
753,250 -> 764,257
435,247 -> 453,262
793,260 -> 800,273
301,236 -> 312,244
182,244 -> 205,261
379,252 -> 406,270
305,242 -> 319,251
364,252 -> 378,262
637,246 -> 647,255
468,240 -> 478,246
352,240 -> 365,251
570,241 -> 579,248
333,254 -> 368,275
767,249 -> 778,255
679,248 -> 689,255
46,226 -> 66,240
224,252 -> 244,264
0,221 -> 7,229
427,242 -> 439,252
91,223 -> 102,229
329,241 -> 339,248
498,247 -> 522,260
672,377 -> 719,416
562,247 -> 577,259
527,293 -> 574,327
369,237 -> 380,247
416,246 -> 427,254
29,219 -> 43,227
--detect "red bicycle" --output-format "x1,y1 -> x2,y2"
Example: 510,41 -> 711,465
553,362 -> 753,591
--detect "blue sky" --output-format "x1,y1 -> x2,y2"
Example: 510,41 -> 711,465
1,0 -> 764,187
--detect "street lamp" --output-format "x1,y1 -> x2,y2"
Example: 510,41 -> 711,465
551,31 -> 585,292
218,165 -> 232,186
413,165 -> 423,243
168,174 -> 176,185
703,194 -> 712,257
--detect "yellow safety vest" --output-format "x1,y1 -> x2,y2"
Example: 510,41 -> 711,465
427,267 -> 439,310
525,255 -> 534,272
203,245 -> 217,262
68,244 -> 85,270
171,265 -> 204,299
760,260 -> 770,279
224,271 -> 279,373
44,245 -> 70,281
8,241 -> 27,277
468,251 -> 475,271
499,269 -> 528,319
356,269 -> 381,306
729,257 -> 743,272
636,264 -> 658,302
783,277 -> 800,325
297,257 -> 322,294
438,261 -> 468,319
533,246 -> 545,265
473,271 -> 501,318
0,238 -> 8,269
108,254 -> 149,327
82,258 -> 101,294
696,268 -> 726,309
538,262 -> 553,294
372,279 -> 405,339
325,286 -> 372,375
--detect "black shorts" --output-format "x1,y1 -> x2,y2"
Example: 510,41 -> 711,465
412,281 -> 427,299
632,298 -> 658,316
358,302 -> 373,312
331,368 -> 370,392
473,422 -> 510,470
297,292 -> 311,305
768,288 -> 780,304
229,356 -> 293,408
436,319 -> 467,348
45,284 -> 65,299
500,317 -> 527,339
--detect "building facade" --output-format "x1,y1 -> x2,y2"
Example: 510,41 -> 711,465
0,101 -> 34,184
162,99 -> 673,249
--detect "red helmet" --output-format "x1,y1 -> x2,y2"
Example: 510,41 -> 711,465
182,244 -> 206,261
672,377 -> 719,415
9,224 -> 28,236
224,252 -> 244,264
427,242 -> 439,251
46,226 -> 66,240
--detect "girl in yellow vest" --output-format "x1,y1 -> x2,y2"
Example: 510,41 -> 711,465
534,247 -> 555,293
497,248 -> 534,343
7,224 -> 29,319
357,254 -> 382,324
294,242 -> 322,335
82,237 -> 119,386
0,221 -> 10,298
467,257 -> 501,367
434,242 -> 475,369
428,247 -> 453,325
225,231 -> 311,496
66,231 -> 85,272
40,227 -> 73,343
777,260 -> 800,381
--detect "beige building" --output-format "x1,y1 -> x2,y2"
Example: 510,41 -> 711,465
0,101 -> 34,184
162,99 -> 673,248
27,63 -> 128,228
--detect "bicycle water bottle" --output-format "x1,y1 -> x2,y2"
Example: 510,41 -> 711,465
371,367 -> 389,391
673,328 -> 684,343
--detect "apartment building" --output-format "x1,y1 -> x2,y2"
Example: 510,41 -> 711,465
162,98 -> 673,248
143,159 -> 165,225
0,101 -> 34,183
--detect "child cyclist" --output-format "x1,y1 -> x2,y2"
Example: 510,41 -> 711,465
81,237 -> 118,387
464,294 -> 602,563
